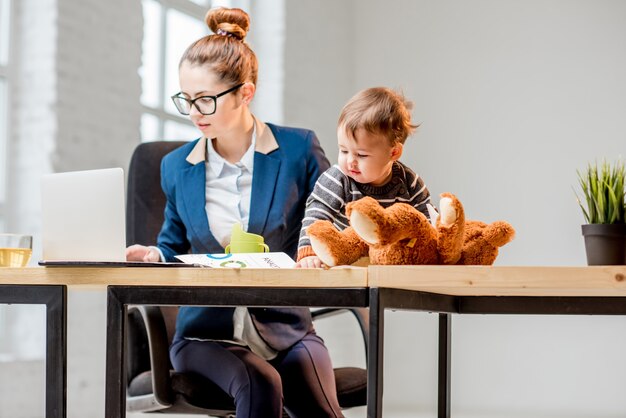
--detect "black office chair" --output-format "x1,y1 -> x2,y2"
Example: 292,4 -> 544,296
125,141 -> 369,417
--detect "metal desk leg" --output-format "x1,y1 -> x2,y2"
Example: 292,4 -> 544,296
438,313 -> 451,418
367,287 -> 385,418
45,286 -> 67,418
105,288 -> 127,418
0,284 -> 67,418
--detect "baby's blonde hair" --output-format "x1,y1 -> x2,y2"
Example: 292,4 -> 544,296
338,87 -> 418,145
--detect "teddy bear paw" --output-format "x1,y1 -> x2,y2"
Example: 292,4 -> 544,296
309,236 -> 339,267
350,210 -> 380,244
439,197 -> 457,226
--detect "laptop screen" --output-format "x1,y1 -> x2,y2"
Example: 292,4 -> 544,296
41,168 -> 126,262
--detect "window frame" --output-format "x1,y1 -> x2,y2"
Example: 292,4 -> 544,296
140,0 -> 214,142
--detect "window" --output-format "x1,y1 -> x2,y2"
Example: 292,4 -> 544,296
0,0 -> 11,231
140,0 -> 223,142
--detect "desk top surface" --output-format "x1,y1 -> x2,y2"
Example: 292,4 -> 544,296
368,265 -> 626,296
4,265 -> 626,296
0,266 -> 367,288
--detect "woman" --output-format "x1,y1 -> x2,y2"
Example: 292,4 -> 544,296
126,7 -> 342,418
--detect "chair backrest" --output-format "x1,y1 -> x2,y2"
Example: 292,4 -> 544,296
126,141 -> 186,368
126,141 -> 187,381
126,141 -> 187,246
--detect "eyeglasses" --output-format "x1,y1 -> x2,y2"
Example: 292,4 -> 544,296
171,83 -> 245,116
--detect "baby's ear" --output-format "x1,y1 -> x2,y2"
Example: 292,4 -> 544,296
391,142 -> 403,160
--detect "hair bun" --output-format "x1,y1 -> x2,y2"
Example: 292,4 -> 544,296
205,7 -> 250,41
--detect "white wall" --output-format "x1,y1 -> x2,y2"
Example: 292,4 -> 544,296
283,0 -> 626,417
283,0 -> 356,160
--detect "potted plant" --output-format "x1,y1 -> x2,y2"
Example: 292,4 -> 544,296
576,159 -> 626,265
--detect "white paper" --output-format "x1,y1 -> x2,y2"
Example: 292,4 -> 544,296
175,252 -> 296,268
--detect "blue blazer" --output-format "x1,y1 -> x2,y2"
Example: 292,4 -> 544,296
157,120 -> 330,351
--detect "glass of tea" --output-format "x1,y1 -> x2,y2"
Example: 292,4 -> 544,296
0,234 -> 33,267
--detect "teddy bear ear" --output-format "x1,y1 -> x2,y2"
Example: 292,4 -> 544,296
426,203 -> 439,227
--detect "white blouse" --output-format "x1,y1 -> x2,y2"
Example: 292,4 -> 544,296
204,125 -> 256,248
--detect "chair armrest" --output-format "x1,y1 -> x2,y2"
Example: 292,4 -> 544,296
311,307 -> 369,361
127,305 -> 174,408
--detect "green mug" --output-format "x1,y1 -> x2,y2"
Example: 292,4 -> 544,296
225,223 -> 270,254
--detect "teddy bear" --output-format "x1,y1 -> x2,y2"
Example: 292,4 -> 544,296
306,193 -> 515,267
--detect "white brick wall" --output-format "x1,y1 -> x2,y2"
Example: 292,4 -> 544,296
3,1 -> 142,417
54,0 -> 142,172
8,0 -> 57,240
7,0 -> 142,248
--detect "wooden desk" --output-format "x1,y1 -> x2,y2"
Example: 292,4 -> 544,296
100,267 -> 368,418
10,265 -> 623,417
367,265 -> 626,418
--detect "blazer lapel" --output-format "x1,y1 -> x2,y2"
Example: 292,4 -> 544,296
178,162 -> 222,252
248,152 -> 280,236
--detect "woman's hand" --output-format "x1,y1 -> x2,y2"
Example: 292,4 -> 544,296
126,244 -> 161,262
295,256 -> 324,269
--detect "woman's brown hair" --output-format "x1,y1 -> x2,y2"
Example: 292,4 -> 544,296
338,87 -> 419,145
179,7 -> 258,86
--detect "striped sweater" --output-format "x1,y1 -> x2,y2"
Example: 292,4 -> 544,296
297,161 -> 431,260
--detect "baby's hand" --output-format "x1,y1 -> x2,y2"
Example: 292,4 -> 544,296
295,256 -> 324,269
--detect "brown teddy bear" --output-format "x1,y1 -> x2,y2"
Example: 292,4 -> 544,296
306,193 -> 515,267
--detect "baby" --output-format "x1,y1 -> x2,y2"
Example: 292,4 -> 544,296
296,87 -> 432,268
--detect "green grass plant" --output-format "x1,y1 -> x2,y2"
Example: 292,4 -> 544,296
576,159 -> 626,224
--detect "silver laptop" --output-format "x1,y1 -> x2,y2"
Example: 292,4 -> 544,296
40,167 -> 127,263
39,167 -> 193,267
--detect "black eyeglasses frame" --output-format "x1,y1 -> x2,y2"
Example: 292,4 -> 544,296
171,83 -> 245,116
